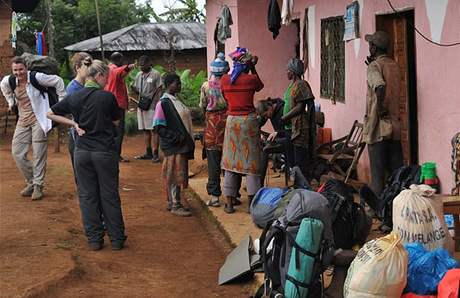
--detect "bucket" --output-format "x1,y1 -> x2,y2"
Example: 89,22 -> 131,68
420,162 -> 437,182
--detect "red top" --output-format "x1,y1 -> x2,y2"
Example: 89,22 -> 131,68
104,63 -> 130,109
220,73 -> 264,116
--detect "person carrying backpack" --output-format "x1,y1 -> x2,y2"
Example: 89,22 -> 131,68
0,56 -> 66,200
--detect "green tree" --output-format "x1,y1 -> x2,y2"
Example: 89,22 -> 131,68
159,0 -> 204,23
16,0 -> 154,63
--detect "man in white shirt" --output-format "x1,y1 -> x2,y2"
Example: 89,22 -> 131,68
0,56 -> 66,200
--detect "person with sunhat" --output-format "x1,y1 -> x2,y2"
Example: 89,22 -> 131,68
199,53 -> 230,207
364,31 -> 403,196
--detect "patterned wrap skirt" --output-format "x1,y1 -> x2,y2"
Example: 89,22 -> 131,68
162,153 -> 188,200
204,110 -> 227,151
221,114 -> 261,175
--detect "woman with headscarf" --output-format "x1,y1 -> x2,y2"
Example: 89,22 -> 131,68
199,53 -> 230,207
220,47 -> 264,214
280,58 -> 316,180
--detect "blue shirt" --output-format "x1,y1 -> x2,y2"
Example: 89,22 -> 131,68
66,79 -> 84,95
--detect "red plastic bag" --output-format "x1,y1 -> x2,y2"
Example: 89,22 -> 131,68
401,293 -> 436,298
401,269 -> 460,298
438,269 -> 460,298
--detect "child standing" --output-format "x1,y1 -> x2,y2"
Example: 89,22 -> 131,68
153,73 -> 195,217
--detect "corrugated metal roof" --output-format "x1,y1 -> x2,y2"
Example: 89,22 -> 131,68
64,22 -> 206,52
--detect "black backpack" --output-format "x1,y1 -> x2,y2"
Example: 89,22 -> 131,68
255,190 -> 335,298
379,165 -> 421,228
320,179 -> 372,249
8,71 -> 59,127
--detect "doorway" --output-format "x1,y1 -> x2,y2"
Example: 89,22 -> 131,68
376,10 -> 418,165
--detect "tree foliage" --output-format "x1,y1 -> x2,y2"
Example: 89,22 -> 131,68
158,0 -> 204,23
16,0 -> 154,63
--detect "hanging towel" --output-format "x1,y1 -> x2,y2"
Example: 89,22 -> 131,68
217,5 -> 233,44
281,0 -> 294,25
267,0 -> 281,39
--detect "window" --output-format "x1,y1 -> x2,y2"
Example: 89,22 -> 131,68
320,16 -> 345,102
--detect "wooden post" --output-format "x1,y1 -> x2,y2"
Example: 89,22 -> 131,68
44,0 -> 61,153
95,0 -> 105,60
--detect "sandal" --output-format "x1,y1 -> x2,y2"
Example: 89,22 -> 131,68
224,204 -> 235,214
134,154 -> 153,160
206,199 -> 221,207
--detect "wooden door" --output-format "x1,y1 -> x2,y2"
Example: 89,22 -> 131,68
376,12 -> 416,165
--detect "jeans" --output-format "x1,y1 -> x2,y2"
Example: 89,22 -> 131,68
206,149 -> 222,196
114,110 -> 126,157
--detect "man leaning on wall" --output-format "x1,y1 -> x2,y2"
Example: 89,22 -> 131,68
363,31 -> 404,196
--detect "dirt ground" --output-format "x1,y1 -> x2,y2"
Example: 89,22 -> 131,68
0,133 -> 252,298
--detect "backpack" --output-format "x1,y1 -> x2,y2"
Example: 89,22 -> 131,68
8,71 -> 59,126
256,190 -> 335,298
250,187 -> 290,229
379,165 -> 421,228
320,179 -> 372,249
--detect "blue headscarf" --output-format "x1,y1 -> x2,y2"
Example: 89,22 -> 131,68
228,47 -> 253,84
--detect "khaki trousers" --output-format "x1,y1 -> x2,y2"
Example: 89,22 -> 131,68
11,122 -> 48,186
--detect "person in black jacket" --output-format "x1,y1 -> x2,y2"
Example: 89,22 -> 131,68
46,60 -> 126,251
153,73 -> 195,217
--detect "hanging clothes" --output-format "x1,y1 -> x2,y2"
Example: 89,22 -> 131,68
267,0 -> 281,39
217,5 -> 233,44
11,12 -> 19,49
281,0 -> 294,25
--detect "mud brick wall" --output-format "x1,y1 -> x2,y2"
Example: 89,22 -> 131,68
0,1 -> 13,114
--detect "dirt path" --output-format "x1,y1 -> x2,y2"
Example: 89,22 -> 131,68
0,135 -> 252,297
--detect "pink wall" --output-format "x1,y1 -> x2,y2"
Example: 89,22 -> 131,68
206,0 -> 298,100
206,0 -> 460,192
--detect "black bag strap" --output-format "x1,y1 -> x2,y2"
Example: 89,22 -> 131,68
8,75 -> 17,105
286,232 -> 319,269
29,71 -> 48,99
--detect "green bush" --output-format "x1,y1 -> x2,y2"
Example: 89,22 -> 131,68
124,111 -> 138,135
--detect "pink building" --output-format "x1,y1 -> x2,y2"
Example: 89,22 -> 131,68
206,0 -> 460,192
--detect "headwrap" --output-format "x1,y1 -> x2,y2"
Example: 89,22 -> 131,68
287,58 -> 305,77
210,52 -> 230,76
228,47 -> 253,84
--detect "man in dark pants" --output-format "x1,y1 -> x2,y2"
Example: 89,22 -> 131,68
256,98 -> 287,185
105,52 -> 135,162
364,31 -> 404,196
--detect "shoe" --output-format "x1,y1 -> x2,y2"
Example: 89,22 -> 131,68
88,240 -> 104,251
151,154 -> 160,163
134,153 -> 153,160
20,184 -> 34,197
111,241 -> 125,251
119,156 -> 130,163
31,185 -> 44,200
171,206 -> 191,217
224,204 -> 235,214
232,197 -> 242,206
206,196 -> 221,207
